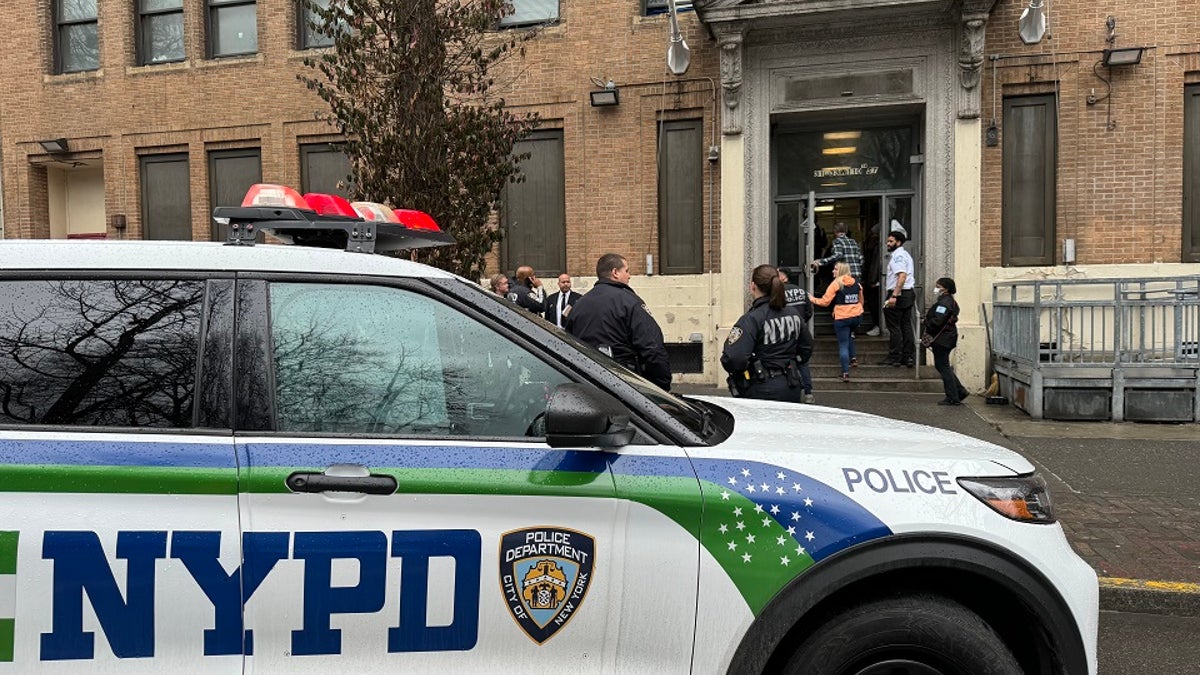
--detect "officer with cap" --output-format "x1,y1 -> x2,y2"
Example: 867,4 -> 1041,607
722,264 -> 814,402
566,253 -> 672,391
777,267 -> 815,403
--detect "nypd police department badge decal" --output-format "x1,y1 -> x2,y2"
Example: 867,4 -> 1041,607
499,526 -> 595,644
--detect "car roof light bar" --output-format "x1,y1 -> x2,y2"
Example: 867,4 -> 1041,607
215,185 -> 454,254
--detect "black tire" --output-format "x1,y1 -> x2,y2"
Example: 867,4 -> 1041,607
782,594 -> 1022,675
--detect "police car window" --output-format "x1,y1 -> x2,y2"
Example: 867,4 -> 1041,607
0,279 -> 205,427
269,283 -> 568,437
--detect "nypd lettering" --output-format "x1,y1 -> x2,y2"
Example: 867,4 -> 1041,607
499,527 -> 595,644
762,314 -> 806,346
38,529 -> 481,661
842,468 -> 958,495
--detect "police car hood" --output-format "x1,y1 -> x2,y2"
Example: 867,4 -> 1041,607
694,396 -> 1032,475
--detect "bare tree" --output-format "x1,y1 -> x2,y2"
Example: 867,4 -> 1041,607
300,0 -> 541,279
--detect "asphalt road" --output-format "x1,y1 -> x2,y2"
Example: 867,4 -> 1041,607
1099,610 -> 1200,674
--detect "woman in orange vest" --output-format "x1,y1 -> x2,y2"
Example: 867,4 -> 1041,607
811,261 -> 865,382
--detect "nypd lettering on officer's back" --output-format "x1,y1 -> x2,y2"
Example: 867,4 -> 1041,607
762,314 -> 806,346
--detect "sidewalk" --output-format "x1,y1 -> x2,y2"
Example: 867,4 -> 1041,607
673,383 -> 1200,616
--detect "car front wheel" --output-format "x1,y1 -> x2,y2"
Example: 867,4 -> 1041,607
782,594 -> 1022,675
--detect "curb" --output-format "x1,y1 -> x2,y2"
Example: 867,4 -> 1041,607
1098,577 -> 1200,617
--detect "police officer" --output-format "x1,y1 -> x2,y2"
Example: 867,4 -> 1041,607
722,264 -> 814,402
778,267 -> 815,403
506,265 -> 545,313
566,253 -> 672,391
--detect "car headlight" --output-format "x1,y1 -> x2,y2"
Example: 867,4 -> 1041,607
957,473 -> 1056,524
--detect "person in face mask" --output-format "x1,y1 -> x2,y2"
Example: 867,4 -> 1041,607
922,277 -> 970,405
880,230 -> 916,366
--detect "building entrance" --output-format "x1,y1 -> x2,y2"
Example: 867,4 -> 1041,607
771,121 -> 922,336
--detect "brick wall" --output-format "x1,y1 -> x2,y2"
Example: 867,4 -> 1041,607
980,0 -> 1200,266
1,0 -> 721,280
484,2 -> 722,277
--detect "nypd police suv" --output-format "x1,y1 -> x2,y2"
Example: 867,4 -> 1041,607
0,186 -> 1097,674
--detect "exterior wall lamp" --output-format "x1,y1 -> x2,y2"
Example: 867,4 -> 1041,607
1101,47 -> 1144,67
589,84 -> 619,107
38,138 -> 70,154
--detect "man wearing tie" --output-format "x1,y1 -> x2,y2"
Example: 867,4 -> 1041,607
544,273 -> 582,328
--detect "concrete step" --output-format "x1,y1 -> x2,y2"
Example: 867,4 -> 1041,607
806,364 -> 938,379
809,377 -> 946,393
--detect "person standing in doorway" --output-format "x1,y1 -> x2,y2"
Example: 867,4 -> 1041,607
810,221 -> 863,279
810,261 -> 864,382
862,222 -> 884,336
923,277 -> 970,406
567,253 -> 672,391
880,230 -> 916,367
544,273 -> 582,328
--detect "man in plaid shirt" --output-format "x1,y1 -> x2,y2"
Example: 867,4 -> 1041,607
810,221 -> 863,279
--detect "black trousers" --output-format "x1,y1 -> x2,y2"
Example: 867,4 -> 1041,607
885,289 -> 915,363
931,344 -> 969,403
743,375 -> 805,403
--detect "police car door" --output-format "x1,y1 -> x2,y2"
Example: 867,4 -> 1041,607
0,276 -> 241,673
235,278 -> 628,673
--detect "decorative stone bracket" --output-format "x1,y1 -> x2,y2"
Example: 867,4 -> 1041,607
715,22 -> 746,135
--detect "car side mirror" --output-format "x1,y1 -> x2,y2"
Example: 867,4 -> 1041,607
544,383 -> 636,449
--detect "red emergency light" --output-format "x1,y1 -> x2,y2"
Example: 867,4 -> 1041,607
304,193 -> 358,218
242,184 -> 311,210
394,209 -> 443,232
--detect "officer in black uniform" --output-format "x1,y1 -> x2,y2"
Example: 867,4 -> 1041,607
566,253 -> 672,391
506,265 -> 544,313
778,267 -> 815,403
722,264 -> 814,402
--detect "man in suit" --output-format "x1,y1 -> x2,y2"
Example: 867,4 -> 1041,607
544,273 -> 582,328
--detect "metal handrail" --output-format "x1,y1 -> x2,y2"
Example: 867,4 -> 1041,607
992,276 -> 1200,368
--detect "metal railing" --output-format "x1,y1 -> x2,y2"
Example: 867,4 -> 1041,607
992,276 -> 1200,368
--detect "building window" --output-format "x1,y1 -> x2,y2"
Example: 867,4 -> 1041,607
208,0 -> 257,58
299,143 -> 352,196
138,0 -> 185,65
499,0 -> 558,27
55,0 -> 100,73
298,0 -> 335,49
1002,94 -> 1057,266
140,153 -> 192,240
1185,85 -> 1200,263
502,130 -> 566,276
209,148 -> 262,241
644,0 -> 692,16
658,119 -> 703,274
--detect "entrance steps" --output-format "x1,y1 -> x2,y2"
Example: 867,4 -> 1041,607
807,334 -> 944,394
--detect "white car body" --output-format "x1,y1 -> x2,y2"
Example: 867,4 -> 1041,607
0,241 -> 1097,674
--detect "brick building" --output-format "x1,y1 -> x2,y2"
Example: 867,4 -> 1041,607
0,0 -> 356,245
3,0 -> 1199,389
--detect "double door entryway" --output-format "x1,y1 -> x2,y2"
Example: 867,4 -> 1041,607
771,119 -> 924,336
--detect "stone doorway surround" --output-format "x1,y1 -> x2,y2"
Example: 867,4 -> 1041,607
695,0 -> 1000,389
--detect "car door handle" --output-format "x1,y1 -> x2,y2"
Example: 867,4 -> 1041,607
286,471 -> 398,495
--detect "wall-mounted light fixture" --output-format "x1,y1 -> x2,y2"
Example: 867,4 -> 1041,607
589,79 -> 620,107
1018,0 -> 1047,45
1102,47 -> 1144,67
38,138 -> 70,154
